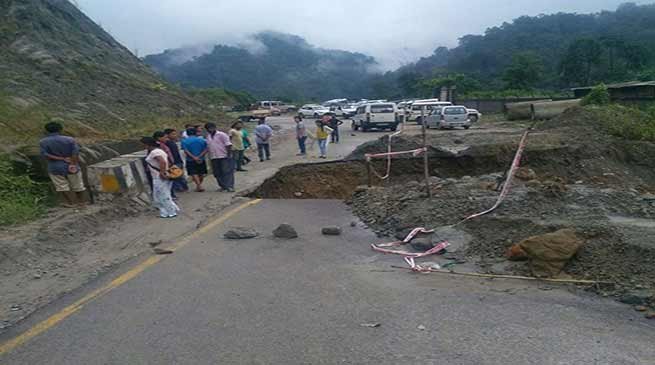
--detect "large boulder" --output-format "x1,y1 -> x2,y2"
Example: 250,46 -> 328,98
517,228 -> 585,277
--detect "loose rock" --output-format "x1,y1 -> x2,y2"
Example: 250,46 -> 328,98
634,305 -> 648,312
515,167 -> 537,181
224,227 -> 259,239
517,228 -> 585,277
620,290 -> 654,306
273,223 -> 298,239
322,226 -> 342,236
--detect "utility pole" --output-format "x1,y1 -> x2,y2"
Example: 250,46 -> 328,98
421,107 -> 431,198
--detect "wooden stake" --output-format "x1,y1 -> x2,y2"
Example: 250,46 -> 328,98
421,107 -> 431,198
366,160 -> 372,187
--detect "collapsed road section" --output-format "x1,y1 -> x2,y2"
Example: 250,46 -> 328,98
251,107 -> 655,311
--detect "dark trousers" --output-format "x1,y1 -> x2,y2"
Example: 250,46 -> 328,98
234,150 -> 245,170
211,158 -> 234,190
330,127 -> 340,143
257,143 -> 271,161
297,136 -> 307,154
172,165 -> 189,192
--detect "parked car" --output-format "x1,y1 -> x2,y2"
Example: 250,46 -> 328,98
408,100 -> 453,124
238,109 -> 271,123
425,105 -> 472,129
298,104 -> 330,119
467,108 -> 482,123
351,103 -> 400,132
331,105 -> 357,118
343,104 -> 358,118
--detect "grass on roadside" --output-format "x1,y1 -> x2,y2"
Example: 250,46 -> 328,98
0,156 -> 53,226
589,104 -> 655,141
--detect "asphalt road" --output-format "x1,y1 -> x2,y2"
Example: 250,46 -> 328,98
1,200 -> 654,364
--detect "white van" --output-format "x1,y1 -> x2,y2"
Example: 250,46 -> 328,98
408,99 -> 453,124
352,103 -> 399,132
426,105 -> 472,129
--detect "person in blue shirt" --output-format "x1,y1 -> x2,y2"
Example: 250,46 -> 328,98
180,127 -> 208,192
39,121 -> 87,207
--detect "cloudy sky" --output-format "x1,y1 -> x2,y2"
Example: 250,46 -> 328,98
76,0 -> 647,69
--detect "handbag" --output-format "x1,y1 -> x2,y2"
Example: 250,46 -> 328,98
147,161 -> 184,180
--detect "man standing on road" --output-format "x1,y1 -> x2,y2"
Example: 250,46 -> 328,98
294,115 -> 307,156
327,113 -> 344,144
229,121 -> 247,172
164,128 -> 189,193
181,128 -> 208,192
254,118 -> 273,162
205,122 -> 235,192
39,120 -> 87,207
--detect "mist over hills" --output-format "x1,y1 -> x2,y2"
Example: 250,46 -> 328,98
144,32 -> 378,101
146,3 -> 655,101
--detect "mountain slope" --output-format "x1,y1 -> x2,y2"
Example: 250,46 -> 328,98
144,32 -> 378,101
0,0 -> 206,147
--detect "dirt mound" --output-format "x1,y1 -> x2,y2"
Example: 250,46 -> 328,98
249,162 -> 369,200
345,135 -> 423,161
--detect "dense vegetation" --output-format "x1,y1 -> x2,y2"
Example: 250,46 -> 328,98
592,103 -> 655,141
371,2 -> 655,99
144,4 -> 655,102
0,155 -> 52,226
144,32 -> 377,101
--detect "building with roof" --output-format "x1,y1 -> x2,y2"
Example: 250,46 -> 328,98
572,81 -> 655,101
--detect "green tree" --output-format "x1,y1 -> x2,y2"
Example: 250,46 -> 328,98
416,74 -> 481,98
502,52 -> 544,90
561,39 -> 604,86
581,83 -> 610,106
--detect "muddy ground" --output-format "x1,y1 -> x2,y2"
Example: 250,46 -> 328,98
254,108 -> 655,308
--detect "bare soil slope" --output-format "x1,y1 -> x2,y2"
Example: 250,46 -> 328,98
0,0 -> 206,147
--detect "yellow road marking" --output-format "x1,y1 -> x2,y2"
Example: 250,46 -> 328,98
0,199 -> 262,356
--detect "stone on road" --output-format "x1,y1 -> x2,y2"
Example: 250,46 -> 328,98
321,226 -> 342,236
273,223 -> 298,238
1,200 -> 654,364
223,227 -> 259,239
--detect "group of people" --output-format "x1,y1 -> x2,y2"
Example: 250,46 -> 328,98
294,113 -> 342,159
39,113 -> 345,219
141,120 -> 274,218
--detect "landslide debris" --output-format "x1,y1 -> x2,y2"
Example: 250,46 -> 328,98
346,107 -> 655,300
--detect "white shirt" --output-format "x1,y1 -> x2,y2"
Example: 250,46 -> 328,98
146,148 -> 168,180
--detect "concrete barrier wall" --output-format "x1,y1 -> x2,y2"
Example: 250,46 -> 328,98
457,97 -> 574,114
86,151 -> 151,202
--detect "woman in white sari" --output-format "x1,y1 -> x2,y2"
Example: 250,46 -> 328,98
142,137 -> 180,218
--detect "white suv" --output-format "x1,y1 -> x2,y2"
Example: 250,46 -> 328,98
352,103 -> 400,132
298,104 -> 330,119
426,105 -> 472,129
408,100 -> 453,124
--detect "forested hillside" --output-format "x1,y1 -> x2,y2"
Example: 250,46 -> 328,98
370,3 -> 655,99
144,32 -> 377,101
0,0 -> 206,147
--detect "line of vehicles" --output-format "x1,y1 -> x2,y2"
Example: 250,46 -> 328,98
239,98 -> 482,132
300,98 -> 482,132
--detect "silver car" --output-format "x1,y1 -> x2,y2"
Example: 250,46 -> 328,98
426,106 -> 472,129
